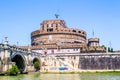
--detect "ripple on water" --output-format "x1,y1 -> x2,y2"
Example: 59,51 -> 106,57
0,73 -> 120,80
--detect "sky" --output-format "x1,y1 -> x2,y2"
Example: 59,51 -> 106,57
0,0 -> 120,50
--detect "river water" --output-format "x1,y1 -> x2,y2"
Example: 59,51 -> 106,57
0,73 -> 120,80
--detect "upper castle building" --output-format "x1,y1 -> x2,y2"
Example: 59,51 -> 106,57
30,18 -> 105,54
31,19 -> 86,48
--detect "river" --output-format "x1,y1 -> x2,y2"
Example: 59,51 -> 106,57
0,73 -> 120,80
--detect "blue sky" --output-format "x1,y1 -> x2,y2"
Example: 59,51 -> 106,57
0,0 -> 120,50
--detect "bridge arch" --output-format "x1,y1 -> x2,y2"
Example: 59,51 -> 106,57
11,53 -> 26,73
33,57 -> 41,71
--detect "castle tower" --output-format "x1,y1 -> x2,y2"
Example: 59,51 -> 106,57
88,38 -> 99,47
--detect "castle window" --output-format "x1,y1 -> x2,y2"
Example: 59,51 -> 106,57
47,24 -> 49,27
74,56 -> 76,59
78,31 -> 81,33
51,24 -> 53,27
72,30 -> 76,32
73,49 -> 75,51
47,28 -> 53,32
56,24 -> 58,30
76,48 -> 78,51
82,32 -> 85,34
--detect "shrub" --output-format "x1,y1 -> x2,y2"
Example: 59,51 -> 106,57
9,64 -> 19,75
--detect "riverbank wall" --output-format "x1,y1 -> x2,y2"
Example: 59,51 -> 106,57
79,53 -> 120,70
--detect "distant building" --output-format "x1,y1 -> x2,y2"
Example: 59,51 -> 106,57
19,18 -> 105,54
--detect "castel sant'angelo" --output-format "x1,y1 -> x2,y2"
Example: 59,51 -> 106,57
21,16 -> 105,54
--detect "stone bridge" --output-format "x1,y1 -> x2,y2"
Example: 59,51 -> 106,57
0,37 -> 44,73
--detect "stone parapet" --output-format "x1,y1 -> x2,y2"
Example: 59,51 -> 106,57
88,38 -> 99,42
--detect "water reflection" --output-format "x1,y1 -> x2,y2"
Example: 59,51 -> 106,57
0,73 -> 120,80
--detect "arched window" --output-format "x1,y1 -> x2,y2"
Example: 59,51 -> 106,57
82,32 -> 85,34
51,24 -> 53,27
47,24 -> 49,27
78,31 -> 81,33
72,30 -> 76,32
56,23 -> 58,30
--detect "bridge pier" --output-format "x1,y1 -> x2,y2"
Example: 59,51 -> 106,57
26,48 -> 35,72
0,37 -> 13,73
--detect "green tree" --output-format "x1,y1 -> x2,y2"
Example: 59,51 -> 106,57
111,48 -> 113,52
34,61 -> 40,71
102,45 -> 106,50
101,45 -> 106,52
108,47 -> 111,52
108,47 -> 114,53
